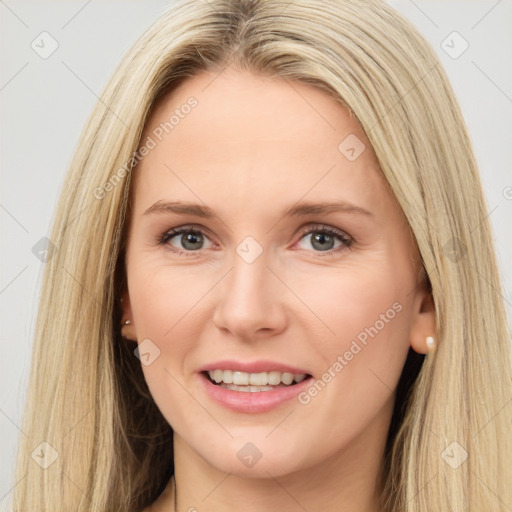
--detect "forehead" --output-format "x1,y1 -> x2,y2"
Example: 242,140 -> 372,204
131,67 -> 392,218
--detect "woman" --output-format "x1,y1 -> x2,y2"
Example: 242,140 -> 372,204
12,0 -> 512,511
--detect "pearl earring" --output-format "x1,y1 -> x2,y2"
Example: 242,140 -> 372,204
120,319 -> 133,340
426,336 -> 435,351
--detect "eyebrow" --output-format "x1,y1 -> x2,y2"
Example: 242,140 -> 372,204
143,200 -> 373,218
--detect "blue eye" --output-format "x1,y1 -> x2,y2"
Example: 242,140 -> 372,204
158,224 -> 353,257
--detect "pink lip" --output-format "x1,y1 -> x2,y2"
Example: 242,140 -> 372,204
200,375 -> 313,413
198,359 -> 310,375
198,360 -> 313,414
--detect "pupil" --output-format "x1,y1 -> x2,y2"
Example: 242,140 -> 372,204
179,231 -> 334,251
183,232 -> 202,250
312,232 -> 333,251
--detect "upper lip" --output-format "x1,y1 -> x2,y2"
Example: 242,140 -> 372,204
198,360 -> 311,375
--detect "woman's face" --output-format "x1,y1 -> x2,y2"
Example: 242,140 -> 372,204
122,67 -> 434,478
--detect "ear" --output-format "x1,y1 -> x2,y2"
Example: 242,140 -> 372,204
120,288 -> 137,342
409,285 -> 436,355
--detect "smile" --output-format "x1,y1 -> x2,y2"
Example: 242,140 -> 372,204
206,369 -> 307,391
199,363 -> 313,413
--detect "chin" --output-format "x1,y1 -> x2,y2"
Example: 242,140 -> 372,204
194,436 -> 313,479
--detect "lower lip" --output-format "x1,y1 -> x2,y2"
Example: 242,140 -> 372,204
200,373 -> 313,414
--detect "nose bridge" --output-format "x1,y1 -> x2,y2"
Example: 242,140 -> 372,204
212,241 -> 286,338
228,244 -> 275,310
230,247 -> 270,300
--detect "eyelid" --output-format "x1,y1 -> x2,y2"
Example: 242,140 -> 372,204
157,225 -> 216,253
158,223 -> 353,256
295,223 -> 352,241
293,223 -> 353,255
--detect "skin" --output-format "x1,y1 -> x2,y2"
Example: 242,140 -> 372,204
121,66 -> 435,512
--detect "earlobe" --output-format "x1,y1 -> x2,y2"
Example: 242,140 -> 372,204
120,290 -> 137,342
410,288 -> 436,355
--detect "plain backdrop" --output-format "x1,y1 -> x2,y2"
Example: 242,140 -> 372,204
1,0 -> 511,506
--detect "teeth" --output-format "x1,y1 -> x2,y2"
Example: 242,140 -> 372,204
281,373 -> 294,385
268,371 -> 281,385
220,383 -> 275,392
232,371 -> 249,385
207,370 -> 307,387
222,369 -> 233,384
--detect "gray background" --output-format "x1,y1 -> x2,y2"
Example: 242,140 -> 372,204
1,0 -> 511,506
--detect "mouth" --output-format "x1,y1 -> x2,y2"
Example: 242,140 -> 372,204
202,369 -> 312,392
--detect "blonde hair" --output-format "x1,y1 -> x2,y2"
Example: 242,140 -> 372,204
12,1 -> 512,510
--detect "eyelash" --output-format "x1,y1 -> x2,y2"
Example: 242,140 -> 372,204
157,224 -> 353,257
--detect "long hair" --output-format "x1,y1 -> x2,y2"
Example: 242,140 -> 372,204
12,1 -> 512,510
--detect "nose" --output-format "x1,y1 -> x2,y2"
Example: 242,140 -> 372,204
212,250 -> 288,342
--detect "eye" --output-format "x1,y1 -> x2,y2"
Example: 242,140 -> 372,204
294,224 -> 353,255
159,226 -> 214,255
158,224 -> 353,257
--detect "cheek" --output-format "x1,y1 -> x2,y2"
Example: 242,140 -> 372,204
128,260 -> 209,339
294,259 -> 411,350
126,262 -> 216,422
295,262 -> 413,416
126,241 -> 416,446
